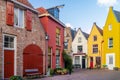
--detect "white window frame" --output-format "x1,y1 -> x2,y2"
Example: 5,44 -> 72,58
2,34 -> 17,78
4,35 -> 15,50
74,56 -> 80,64
108,24 -> 112,31
93,44 -> 98,53
108,38 -> 113,49
14,7 -> 24,28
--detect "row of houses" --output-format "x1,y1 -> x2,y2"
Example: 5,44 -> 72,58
0,0 -> 66,79
64,7 -> 120,70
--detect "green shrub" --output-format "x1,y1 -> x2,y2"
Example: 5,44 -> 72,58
103,64 -> 107,68
50,68 -> 54,76
114,67 -> 119,71
10,76 -> 23,80
54,68 -> 68,75
62,50 -> 72,73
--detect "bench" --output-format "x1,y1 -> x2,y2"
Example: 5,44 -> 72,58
24,69 -> 41,78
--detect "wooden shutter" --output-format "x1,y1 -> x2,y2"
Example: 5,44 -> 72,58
6,2 -> 14,26
26,10 -> 32,31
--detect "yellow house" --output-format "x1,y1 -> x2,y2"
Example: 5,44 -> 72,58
102,7 -> 120,70
88,22 -> 103,68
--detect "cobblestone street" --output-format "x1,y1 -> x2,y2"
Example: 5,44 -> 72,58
36,69 -> 120,80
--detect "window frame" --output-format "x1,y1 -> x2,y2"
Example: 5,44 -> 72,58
108,24 -> 112,31
93,35 -> 97,41
77,46 -> 83,52
3,34 -> 15,50
108,38 -> 113,48
92,44 -> 98,53
14,7 -> 24,28
56,28 -> 60,46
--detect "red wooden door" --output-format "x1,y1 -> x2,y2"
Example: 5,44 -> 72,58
4,50 -> 14,78
23,44 -> 43,76
90,57 -> 93,68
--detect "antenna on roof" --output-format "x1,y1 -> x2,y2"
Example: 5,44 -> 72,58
49,4 -> 65,9
55,4 -> 65,9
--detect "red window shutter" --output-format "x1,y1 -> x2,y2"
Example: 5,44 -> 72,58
26,10 -> 32,31
6,2 -> 14,26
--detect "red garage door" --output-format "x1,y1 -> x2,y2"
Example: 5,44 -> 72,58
23,44 -> 43,76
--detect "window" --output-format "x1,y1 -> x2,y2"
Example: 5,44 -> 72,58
64,39 -> 68,49
109,56 -> 113,64
77,46 -> 82,52
75,56 -> 80,64
14,7 -> 24,28
78,37 -> 81,43
56,28 -> 60,45
56,49 -> 60,68
93,44 -> 98,53
4,35 -> 15,49
96,57 -> 101,65
93,35 -> 97,41
108,38 -> 113,48
109,24 -> 112,31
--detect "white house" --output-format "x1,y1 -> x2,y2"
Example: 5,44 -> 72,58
72,28 -> 89,68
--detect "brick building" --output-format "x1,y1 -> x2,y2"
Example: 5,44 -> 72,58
0,0 -> 45,79
37,7 -> 65,69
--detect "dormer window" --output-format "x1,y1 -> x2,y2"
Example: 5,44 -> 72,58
14,7 -> 24,28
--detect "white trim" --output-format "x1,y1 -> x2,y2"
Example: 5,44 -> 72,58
3,34 -> 17,78
108,38 -> 113,49
38,13 -> 65,27
14,7 -> 24,28
10,0 -> 39,13
106,53 -> 115,70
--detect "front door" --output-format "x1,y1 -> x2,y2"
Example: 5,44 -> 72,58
4,50 -> 14,78
3,35 -> 15,78
106,54 -> 115,70
82,56 -> 86,68
90,57 -> 93,68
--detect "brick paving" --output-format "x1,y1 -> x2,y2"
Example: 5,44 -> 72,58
35,69 -> 120,80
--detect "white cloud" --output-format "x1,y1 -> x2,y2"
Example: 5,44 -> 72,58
65,23 -> 74,29
97,0 -> 117,6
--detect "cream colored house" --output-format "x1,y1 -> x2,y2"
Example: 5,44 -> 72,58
64,27 -> 76,54
72,28 -> 89,68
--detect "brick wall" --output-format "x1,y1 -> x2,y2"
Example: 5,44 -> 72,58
0,0 -> 46,78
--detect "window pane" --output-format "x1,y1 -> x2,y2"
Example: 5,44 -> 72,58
75,56 -> 80,64
93,44 -> 98,53
78,46 -> 82,52
19,9 -> 24,27
14,8 -> 18,26
4,35 -> 14,49
109,56 -> 113,64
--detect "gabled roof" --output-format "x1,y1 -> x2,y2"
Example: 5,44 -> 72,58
71,29 -> 76,40
89,22 -> 103,36
73,28 -> 89,41
113,10 -> 120,22
96,25 -> 103,35
82,31 -> 89,39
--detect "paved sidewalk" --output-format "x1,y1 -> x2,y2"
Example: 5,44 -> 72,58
35,69 -> 120,80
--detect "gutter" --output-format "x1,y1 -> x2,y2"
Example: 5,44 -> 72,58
9,0 -> 39,14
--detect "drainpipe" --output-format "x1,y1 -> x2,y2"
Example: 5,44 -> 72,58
101,40 -> 104,68
45,34 -> 49,75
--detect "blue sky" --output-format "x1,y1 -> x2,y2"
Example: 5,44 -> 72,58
29,0 -> 120,33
